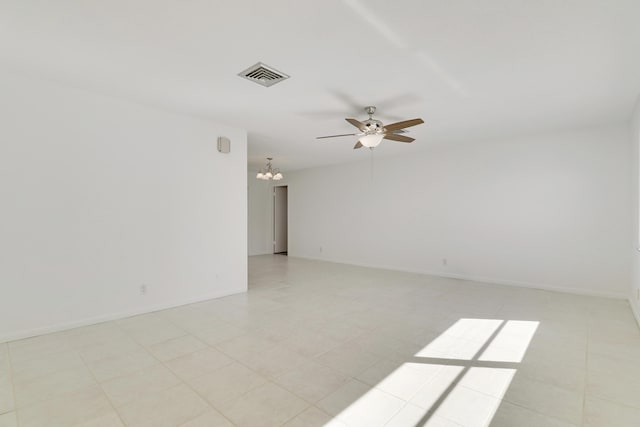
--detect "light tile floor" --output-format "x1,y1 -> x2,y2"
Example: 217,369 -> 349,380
1,255 -> 640,426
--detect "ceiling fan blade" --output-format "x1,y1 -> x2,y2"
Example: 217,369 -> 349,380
331,91 -> 362,111
316,133 -> 359,139
383,133 -> 415,143
353,141 -> 363,149
384,118 -> 424,132
377,93 -> 421,110
345,118 -> 368,132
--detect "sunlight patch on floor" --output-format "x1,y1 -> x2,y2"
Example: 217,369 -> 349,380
328,318 -> 539,426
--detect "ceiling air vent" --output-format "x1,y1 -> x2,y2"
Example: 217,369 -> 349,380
238,62 -> 289,87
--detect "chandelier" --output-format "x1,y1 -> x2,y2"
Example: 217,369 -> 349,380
256,157 -> 283,180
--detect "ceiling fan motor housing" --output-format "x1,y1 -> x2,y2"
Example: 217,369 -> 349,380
364,118 -> 384,134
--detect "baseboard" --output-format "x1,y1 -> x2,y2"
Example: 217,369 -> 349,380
432,271 -> 627,299
4,259 -> 630,343
631,299 -> 640,329
292,255 -> 627,300
0,287 -> 246,344
248,251 -> 272,256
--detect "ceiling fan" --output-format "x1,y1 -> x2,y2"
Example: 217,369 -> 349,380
316,106 -> 424,149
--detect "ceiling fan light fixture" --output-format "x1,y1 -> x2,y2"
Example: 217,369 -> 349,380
359,133 -> 384,148
316,106 -> 424,150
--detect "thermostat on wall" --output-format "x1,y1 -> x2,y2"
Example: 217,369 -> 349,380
217,136 -> 231,153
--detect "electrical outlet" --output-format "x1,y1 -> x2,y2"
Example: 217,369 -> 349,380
442,258 -> 448,266
320,246 -> 323,253
140,285 -> 147,295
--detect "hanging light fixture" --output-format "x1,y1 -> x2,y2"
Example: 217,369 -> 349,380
256,157 -> 283,180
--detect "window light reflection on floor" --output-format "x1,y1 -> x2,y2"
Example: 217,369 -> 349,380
326,318 -> 539,427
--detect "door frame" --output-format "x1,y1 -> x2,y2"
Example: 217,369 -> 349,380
273,185 -> 288,254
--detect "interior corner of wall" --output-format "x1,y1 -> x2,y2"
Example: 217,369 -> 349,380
632,95 -> 640,129
631,297 -> 640,329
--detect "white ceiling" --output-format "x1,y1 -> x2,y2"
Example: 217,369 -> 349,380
2,0 -> 639,172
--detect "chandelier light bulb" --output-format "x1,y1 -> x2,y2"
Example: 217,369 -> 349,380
256,157 -> 284,181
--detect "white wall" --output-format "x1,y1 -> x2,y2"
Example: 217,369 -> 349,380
248,173 -> 272,255
0,71 -> 248,342
279,125 -> 630,298
630,97 -> 640,325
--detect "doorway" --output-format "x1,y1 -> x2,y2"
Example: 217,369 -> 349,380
273,186 -> 288,254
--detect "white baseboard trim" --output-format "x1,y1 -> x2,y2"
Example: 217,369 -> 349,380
4,258 -> 632,343
631,299 -> 640,329
0,288 -> 246,344
292,255 -> 627,300
432,271 -> 627,300
248,251 -> 272,257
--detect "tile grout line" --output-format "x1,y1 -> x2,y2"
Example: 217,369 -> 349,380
6,256 -> 640,426
78,361 -> 130,426
585,394 -> 640,412
205,340 -> 312,425
583,323 -> 590,427
5,344 -> 19,426
138,313 -> 240,427
158,304 -> 361,425
500,387 -> 582,426
80,323 -> 136,427
71,321 -> 191,425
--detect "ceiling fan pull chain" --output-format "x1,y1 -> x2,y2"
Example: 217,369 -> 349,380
370,147 -> 374,181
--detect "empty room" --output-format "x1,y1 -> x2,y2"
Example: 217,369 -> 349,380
1,1 -> 640,427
